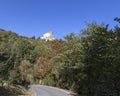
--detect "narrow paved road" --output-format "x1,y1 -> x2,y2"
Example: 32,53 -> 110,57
30,85 -> 75,96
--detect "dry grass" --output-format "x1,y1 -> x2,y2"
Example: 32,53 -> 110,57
28,90 -> 35,96
0,85 -> 34,96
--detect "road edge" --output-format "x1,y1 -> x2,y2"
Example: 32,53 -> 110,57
39,85 -> 77,96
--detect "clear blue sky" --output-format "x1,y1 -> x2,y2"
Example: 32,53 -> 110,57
0,0 -> 120,39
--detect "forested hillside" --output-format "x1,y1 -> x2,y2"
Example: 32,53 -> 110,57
0,19 -> 120,96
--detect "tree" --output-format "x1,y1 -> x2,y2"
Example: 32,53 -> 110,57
0,30 -> 18,80
12,38 -> 34,60
56,33 -> 84,90
19,60 -> 30,81
34,57 -> 48,79
80,22 -> 120,96
114,17 -> 120,23
9,69 -> 20,84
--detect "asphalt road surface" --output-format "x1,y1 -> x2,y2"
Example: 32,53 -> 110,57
30,85 -> 75,96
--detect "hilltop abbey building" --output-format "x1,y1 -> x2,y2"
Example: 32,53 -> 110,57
40,31 -> 55,41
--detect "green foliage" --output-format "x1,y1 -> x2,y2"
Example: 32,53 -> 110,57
55,33 -> 84,90
114,17 -> 120,23
79,23 -> 120,96
9,69 -> 20,84
0,30 -> 18,80
12,38 -> 34,60
0,19 -> 120,96
43,73 -> 57,86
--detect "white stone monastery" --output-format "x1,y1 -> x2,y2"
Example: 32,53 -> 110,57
40,31 -> 55,41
